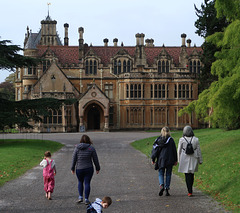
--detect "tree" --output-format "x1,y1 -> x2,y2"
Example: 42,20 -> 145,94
0,73 -> 15,101
0,39 -> 77,131
181,0 -> 240,129
0,40 -> 38,71
0,98 -> 76,131
194,0 -> 228,91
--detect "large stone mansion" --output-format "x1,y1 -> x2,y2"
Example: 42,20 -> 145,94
15,14 -> 202,132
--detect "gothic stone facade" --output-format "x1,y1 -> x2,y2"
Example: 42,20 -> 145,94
15,15 -> 202,132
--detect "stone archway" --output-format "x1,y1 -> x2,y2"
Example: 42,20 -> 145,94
87,105 -> 100,130
78,84 -> 110,131
85,103 -> 103,130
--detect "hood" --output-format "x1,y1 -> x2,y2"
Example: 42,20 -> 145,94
76,143 -> 91,150
95,198 -> 102,203
162,136 -> 171,144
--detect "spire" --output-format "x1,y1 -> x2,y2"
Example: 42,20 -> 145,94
47,3 -> 51,17
46,3 -> 52,21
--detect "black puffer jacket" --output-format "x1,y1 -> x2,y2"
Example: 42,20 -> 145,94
71,143 -> 100,171
151,136 -> 177,169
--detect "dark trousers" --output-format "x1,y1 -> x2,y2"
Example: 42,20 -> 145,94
185,173 -> 194,194
76,167 -> 94,200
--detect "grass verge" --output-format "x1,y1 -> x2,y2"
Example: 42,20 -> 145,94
131,128 -> 240,212
0,139 -> 64,186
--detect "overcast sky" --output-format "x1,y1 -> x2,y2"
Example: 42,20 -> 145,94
0,0 -> 205,83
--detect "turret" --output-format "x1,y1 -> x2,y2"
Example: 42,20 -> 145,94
40,15 -> 58,46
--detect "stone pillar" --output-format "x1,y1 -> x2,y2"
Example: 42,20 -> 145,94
104,116 -> 109,131
62,105 -> 66,132
80,116 -> 83,127
79,69 -> 83,93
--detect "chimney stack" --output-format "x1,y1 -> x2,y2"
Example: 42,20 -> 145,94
103,38 -> 109,47
79,27 -> 84,40
181,33 -> 187,47
187,39 -> 191,47
145,39 -> 150,47
113,38 -> 118,46
145,38 -> 154,47
64,23 -> 69,46
78,27 -> 84,59
135,33 -> 140,46
140,33 -> 145,46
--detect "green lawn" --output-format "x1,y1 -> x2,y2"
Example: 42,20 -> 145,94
0,139 -> 64,186
131,128 -> 240,212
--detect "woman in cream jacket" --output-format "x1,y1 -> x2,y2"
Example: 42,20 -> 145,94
178,125 -> 203,197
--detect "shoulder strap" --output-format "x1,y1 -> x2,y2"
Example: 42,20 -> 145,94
183,136 -> 193,144
94,201 -> 103,207
189,137 -> 193,144
165,137 -> 171,144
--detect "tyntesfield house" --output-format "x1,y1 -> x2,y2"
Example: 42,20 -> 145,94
15,14 -> 202,132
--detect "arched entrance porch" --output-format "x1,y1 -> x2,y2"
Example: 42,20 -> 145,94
86,104 -> 102,130
78,84 -> 110,131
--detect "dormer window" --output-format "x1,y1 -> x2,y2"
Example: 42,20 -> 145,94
85,59 -> 98,75
189,59 -> 201,74
43,60 -> 51,72
113,58 -> 132,75
158,60 -> 170,73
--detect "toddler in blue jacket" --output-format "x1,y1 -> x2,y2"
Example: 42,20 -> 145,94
87,196 -> 112,213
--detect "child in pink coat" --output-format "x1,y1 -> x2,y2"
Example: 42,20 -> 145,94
40,151 -> 56,200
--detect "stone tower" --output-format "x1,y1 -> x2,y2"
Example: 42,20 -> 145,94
40,14 -> 59,46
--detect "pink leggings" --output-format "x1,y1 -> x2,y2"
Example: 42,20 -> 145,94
44,176 -> 55,193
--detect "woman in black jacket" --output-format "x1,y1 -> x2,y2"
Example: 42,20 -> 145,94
151,127 -> 177,196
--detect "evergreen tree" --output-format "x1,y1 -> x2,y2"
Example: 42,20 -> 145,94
194,0 -> 228,91
0,39 -> 77,131
0,40 -> 38,70
181,0 -> 240,129
0,98 -> 76,131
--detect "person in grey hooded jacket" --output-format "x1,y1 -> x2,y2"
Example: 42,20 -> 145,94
71,135 -> 100,204
178,125 -> 203,197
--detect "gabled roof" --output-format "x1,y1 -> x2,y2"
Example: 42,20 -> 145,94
37,46 -> 79,64
80,83 -> 109,101
31,61 -> 80,97
36,45 -> 202,66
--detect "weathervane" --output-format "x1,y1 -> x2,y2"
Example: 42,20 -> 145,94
47,2 -> 51,16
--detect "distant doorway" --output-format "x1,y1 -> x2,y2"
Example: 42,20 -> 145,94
87,105 -> 100,130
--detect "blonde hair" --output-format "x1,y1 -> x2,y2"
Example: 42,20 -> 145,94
161,126 -> 171,138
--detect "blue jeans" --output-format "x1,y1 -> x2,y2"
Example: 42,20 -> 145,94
158,166 -> 173,189
76,167 -> 94,200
